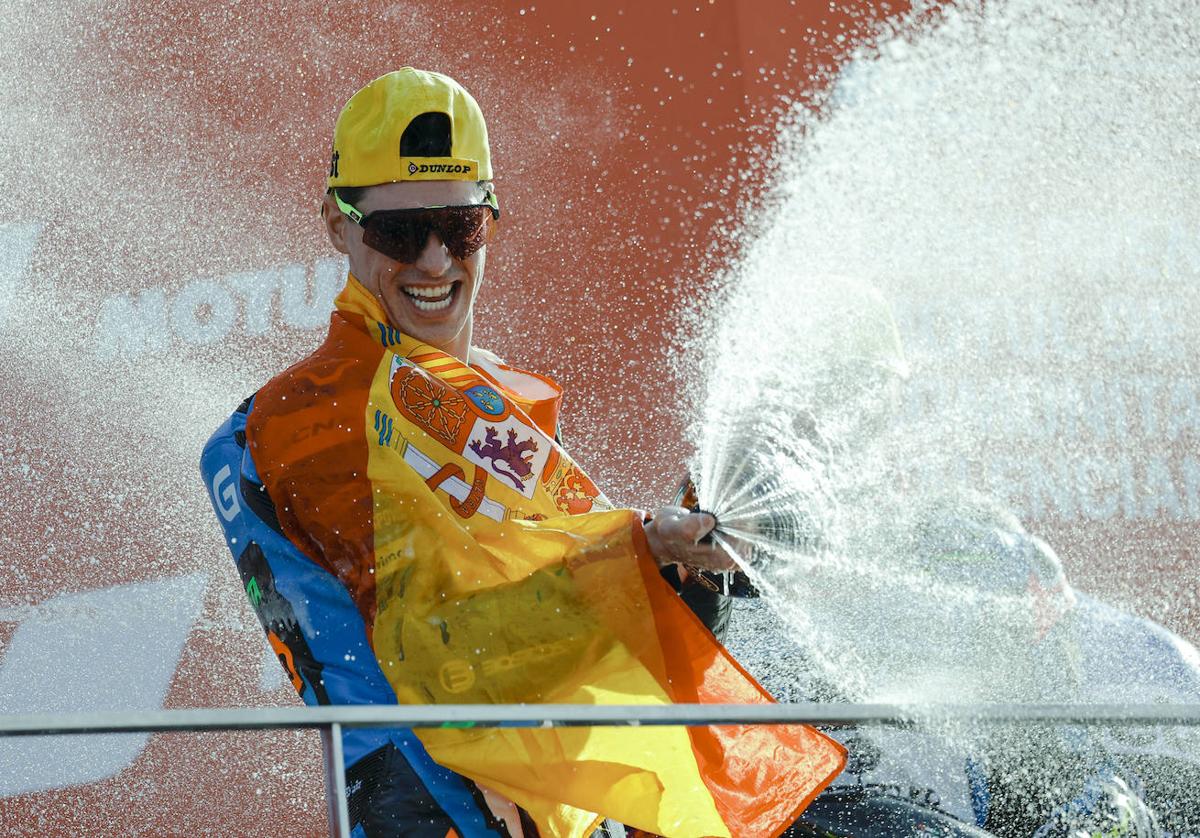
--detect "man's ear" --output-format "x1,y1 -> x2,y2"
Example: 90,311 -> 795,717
322,192 -> 350,255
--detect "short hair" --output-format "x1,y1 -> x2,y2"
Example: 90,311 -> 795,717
332,185 -> 367,207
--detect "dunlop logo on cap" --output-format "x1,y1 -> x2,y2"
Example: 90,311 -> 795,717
399,156 -> 479,181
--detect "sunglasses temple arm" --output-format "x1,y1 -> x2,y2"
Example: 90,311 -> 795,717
333,191 -> 365,224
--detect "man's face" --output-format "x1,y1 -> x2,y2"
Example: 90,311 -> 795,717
323,180 -> 488,357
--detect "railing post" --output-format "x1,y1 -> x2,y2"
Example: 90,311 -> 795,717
321,722 -> 352,838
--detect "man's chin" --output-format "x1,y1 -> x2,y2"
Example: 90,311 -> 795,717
384,303 -> 468,352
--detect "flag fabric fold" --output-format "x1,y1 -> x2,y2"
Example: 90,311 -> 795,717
246,274 -> 845,837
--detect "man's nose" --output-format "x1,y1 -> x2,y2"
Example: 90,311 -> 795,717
413,233 -> 453,276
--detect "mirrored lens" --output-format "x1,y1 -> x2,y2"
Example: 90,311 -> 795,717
361,206 -> 492,263
437,206 -> 490,260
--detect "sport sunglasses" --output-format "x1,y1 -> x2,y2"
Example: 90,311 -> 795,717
334,190 -> 500,263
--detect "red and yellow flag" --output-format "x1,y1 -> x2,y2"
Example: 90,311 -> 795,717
247,275 -> 845,837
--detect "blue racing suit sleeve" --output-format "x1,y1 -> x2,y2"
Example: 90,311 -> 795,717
201,396 -> 510,838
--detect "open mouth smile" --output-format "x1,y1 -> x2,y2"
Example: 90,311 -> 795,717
401,282 -> 457,312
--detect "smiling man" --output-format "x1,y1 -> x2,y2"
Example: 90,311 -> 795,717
329,176 -> 490,342
200,68 -> 843,838
323,127 -> 494,358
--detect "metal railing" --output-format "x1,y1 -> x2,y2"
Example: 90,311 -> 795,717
4,703 -> 1199,837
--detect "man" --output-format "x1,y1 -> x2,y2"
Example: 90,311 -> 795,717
908,494 -> 1200,836
201,68 -> 844,838
715,279 -> 1200,836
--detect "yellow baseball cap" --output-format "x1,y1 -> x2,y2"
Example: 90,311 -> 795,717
327,68 -> 492,188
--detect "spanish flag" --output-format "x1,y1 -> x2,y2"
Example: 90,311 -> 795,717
247,275 -> 844,837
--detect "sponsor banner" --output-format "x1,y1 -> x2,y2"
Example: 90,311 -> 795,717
892,275 -> 1200,526
93,257 -> 347,359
